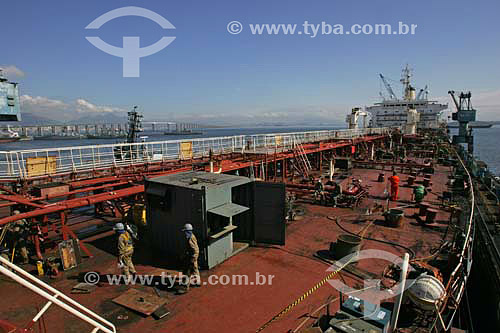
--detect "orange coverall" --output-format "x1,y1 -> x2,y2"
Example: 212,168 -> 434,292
388,175 -> 400,201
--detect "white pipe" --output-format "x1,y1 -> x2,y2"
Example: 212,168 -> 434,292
0,265 -> 115,333
329,159 -> 334,181
389,252 -> 409,332
0,256 -> 115,333
33,295 -> 58,322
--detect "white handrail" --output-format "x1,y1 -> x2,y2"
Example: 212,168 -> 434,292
0,256 -> 116,333
0,127 -> 391,179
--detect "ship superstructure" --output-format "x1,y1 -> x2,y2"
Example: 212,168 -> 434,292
367,65 -> 447,128
0,69 -> 21,122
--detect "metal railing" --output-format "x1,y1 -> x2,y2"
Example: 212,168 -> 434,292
0,256 -> 116,333
0,127 -> 390,179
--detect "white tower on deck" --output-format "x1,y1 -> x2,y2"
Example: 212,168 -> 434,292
405,108 -> 419,135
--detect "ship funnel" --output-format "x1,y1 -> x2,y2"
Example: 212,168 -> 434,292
405,86 -> 416,101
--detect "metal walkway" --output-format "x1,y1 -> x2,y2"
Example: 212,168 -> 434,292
0,128 -> 389,180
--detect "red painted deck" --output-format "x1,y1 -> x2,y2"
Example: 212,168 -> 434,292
0,160 -> 453,333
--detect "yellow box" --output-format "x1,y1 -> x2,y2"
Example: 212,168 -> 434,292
26,156 -> 57,177
180,141 -> 193,160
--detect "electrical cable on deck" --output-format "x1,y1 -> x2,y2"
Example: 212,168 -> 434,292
327,215 -> 416,259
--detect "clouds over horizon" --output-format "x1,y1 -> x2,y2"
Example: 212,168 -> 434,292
15,87 -> 500,125
164,105 -> 350,125
18,89 -> 500,125
0,65 -> 25,78
20,95 -> 127,122
18,92 -> 352,125
436,89 -> 500,120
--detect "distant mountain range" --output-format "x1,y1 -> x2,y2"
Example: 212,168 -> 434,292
10,113 -> 59,125
73,112 -> 127,124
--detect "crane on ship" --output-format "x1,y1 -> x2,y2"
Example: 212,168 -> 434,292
448,90 -> 476,154
379,74 -> 397,100
417,85 -> 428,100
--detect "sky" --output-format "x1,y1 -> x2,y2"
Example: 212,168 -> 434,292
1,0 -> 500,125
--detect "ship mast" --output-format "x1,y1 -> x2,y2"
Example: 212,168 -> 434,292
401,64 -> 412,100
126,106 -> 143,143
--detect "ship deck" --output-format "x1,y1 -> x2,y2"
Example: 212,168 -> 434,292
0,158 -> 456,333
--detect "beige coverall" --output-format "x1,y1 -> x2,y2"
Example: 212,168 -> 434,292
184,234 -> 200,288
118,231 -> 136,277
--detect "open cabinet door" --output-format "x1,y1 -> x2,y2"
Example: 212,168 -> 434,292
253,182 -> 286,245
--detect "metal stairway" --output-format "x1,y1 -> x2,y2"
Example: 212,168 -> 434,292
292,136 -> 312,177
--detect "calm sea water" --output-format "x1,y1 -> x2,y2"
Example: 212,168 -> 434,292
1,125 -> 499,175
470,125 -> 500,175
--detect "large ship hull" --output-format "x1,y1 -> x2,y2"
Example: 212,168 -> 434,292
0,137 -> 20,143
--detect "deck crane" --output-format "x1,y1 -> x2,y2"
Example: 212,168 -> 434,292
379,74 -> 397,100
417,85 -> 428,100
346,107 -> 369,129
448,90 -> 476,154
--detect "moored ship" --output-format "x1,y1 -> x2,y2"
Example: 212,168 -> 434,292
366,66 -> 448,129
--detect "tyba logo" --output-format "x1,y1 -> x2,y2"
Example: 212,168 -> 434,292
85,6 -> 176,77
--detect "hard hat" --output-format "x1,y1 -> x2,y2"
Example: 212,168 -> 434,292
182,223 -> 193,231
113,223 -> 125,231
13,210 -> 20,215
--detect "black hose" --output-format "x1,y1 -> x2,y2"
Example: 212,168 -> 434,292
327,216 -> 416,259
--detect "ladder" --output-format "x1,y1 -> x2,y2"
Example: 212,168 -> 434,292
292,136 -> 312,177
0,256 -> 116,333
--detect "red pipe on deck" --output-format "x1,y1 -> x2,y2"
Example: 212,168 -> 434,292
0,185 -> 144,226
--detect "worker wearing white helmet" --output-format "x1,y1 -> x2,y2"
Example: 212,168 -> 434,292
114,223 -> 136,279
181,223 -> 200,291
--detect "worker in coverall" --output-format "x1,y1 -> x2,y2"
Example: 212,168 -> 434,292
182,223 -> 200,290
114,223 -> 136,278
413,185 -> 428,203
388,171 -> 400,201
331,182 -> 342,207
314,177 -> 325,203
12,210 -> 29,264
